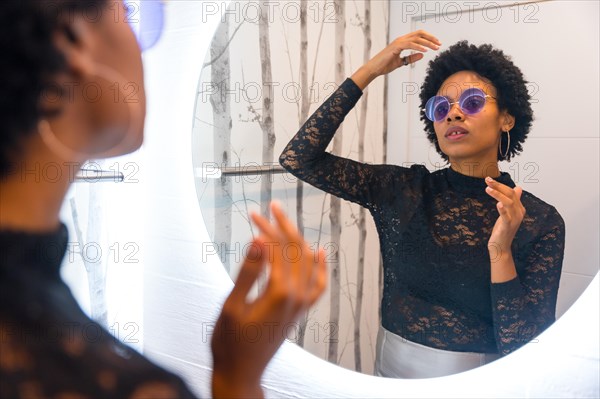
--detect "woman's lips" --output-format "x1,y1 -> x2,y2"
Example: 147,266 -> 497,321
445,126 -> 469,141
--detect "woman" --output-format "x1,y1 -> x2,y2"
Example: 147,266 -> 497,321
280,30 -> 565,378
0,1 -> 326,398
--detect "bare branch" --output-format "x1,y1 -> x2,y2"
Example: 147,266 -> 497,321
203,20 -> 246,69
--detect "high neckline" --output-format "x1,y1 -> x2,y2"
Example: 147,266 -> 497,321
445,166 -> 515,195
0,222 -> 69,277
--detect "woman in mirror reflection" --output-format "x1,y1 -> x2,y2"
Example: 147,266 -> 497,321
280,30 -> 565,379
0,1 -> 327,398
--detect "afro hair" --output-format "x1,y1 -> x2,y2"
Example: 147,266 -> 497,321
0,0 -> 106,178
419,40 -> 534,162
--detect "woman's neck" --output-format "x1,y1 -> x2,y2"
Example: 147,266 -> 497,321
0,161 -> 72,233
449,159 -> 500,178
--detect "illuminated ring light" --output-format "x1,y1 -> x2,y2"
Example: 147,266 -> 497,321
141,2 -> 599,398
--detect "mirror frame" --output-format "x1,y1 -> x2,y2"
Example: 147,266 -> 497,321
140,2 -> 600,397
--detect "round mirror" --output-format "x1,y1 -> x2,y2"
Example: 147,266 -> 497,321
191,0 -> 599,376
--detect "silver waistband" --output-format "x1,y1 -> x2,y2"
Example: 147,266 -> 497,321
375,325 -> 501,379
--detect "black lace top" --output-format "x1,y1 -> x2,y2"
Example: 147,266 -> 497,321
0,224 -> 197,398
279,78 -> 566,355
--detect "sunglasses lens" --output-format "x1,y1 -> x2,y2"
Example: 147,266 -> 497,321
425,96 -> 449,122
460,88 -> 487,115
125,0 -> 165,52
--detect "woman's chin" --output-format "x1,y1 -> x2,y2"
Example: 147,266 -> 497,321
91,131 -> 144,160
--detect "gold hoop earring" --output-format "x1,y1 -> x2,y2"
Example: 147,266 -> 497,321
38,63 -> 143,162
499,130 -> 510,160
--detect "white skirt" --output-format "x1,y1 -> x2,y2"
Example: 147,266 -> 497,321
375,325 -> 501,378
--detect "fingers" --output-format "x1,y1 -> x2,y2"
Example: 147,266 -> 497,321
514,186 -> 523,200
225,238 -> 266,305
250,203 -> 302,244
270,202 -> 301,242
363,30 -> 440,79
485,185 -> 513,220
250,208 -> 293,282
250,212 -> 279,241
267,202 -> 317,297
485,177 -> 516,197
391,30 -> 441,68
398,41 -> 433,54
393,30 -> 441,51
485,183 -> 513,208
495,201 -> 509,219
250,212 -> 288,290
410,29 -> 442,46
412,35 -> 441,50
403,52 -> 424,66
250,202 -> 326,312
485,177 -> 526,219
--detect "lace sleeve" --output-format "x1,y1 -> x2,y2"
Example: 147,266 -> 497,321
279,78 -> 415,210
490,209 -> 566,355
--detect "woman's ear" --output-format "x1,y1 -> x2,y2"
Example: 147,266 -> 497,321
52,16 -> 97,79
501,112 -> 516,132
39,16 -> 98,116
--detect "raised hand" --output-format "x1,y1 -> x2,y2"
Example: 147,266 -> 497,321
485,176 -> 526,262
211,202 -> 327,399
351,30 -> 442,90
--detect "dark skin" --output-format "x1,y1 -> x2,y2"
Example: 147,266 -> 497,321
0,2 -> 327,398
350,30 -> 525,283
212,203 -> 327,398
